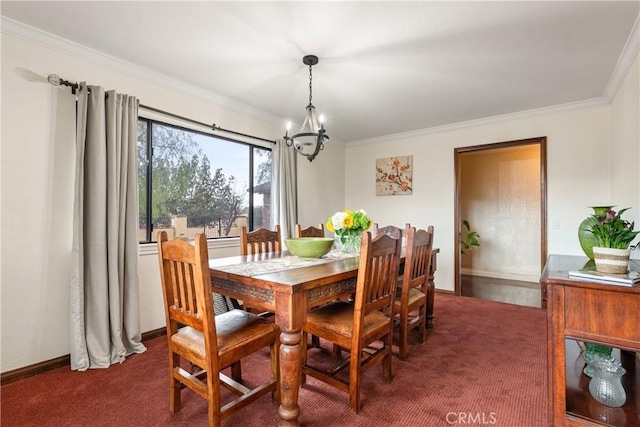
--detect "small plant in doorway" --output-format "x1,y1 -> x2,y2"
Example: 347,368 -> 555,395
461,220 -> 480,255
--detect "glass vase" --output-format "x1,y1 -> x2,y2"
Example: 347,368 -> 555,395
588,354 -> 627,408
337,230 -> 363,254
583,342 -> 613,378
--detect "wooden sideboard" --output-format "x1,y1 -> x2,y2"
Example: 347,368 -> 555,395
541,255 -> 640,426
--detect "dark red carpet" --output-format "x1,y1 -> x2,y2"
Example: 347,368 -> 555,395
1,294 -> 547,426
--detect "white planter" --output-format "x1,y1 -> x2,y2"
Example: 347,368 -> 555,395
592,247 -> 630,274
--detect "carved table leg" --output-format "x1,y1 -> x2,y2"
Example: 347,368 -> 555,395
275,292 -> 306,427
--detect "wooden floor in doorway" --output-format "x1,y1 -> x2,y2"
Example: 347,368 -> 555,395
461,274 -> 541,308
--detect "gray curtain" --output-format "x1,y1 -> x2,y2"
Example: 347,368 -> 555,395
271,139 -> 297,239
70,83 -> 146,371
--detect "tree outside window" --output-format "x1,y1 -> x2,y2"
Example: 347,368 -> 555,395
137,119 -> 272,243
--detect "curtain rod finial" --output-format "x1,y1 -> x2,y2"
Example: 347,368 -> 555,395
47,74 -> 62,86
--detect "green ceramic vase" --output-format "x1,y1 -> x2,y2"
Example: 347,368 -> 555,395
578,206 -> 614,259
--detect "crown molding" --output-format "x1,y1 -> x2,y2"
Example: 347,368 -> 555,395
603,13 -> 640,102
1,17 -> 282,124
349,97 -> 609,146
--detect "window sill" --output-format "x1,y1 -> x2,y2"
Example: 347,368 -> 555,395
139,237 -> 240,256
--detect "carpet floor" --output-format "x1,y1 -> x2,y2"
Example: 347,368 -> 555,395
1,293 -> 547,426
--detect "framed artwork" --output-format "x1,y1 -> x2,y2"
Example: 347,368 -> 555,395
376,155 -> 413,196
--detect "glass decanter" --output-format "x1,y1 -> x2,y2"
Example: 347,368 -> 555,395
588,354 -> 627,408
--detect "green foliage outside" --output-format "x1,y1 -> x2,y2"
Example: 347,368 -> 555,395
138,122 -> 253,237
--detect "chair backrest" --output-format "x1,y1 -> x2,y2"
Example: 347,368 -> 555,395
371,223 -> 410,247
401,226 -> 434,297
240,225 -> 282,256
353,231 -> 402,323
295,223 -> 325,238
157,231 -> 218,361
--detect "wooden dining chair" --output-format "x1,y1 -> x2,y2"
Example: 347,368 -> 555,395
239,225 -> 282,315
240,225 -> 282,256
295,223 -> 327,348
301,231 -> 402,413
371,223 -> 410,245
392,226 -> 434,360
157,231 -> 280,426
295,223 -> 325,238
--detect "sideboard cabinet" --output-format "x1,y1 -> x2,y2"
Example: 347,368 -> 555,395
541,255 -> 639,426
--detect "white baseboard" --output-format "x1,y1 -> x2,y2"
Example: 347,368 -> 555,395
461,268 -> 539,283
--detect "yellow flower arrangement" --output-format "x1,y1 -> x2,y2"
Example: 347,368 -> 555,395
326,209 -> 373,239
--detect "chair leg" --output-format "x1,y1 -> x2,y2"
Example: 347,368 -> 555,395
231,361 -> 242,382
349,349 -> 361,413
271,335 -> 281,403
301,332 -> 308,384
311,334 -> 321,348
332,344 -> 342,362
383,330 -> 393,384
399,312 -> 409,361
418,304 -> 427,344
206,365 -> 222,427
169,355 -> 182,412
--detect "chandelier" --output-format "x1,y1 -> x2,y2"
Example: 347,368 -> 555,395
284,55 -> 329,162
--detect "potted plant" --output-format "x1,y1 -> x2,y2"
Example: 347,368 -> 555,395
460,220 -> 480,255
586,207 -> 639,274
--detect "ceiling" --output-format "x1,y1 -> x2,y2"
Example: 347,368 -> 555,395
2,1 -> 639,143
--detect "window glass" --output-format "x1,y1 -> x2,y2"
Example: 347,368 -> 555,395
252,147 -> 272,230
137,119 -> 272,243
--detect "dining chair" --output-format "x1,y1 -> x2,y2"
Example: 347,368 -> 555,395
240,225 -> 282,315
240,225 -> 282,255
157,231 -> 280,426
295,223 -> 325,238
301,231 -> 402,413
295,223 -> 327,349
392,226 -> 434,361
371,223 -> 410,245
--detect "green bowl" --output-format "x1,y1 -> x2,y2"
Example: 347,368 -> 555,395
285,237 -> 334,258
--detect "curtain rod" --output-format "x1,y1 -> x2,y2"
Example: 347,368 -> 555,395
47,74 -> 277,145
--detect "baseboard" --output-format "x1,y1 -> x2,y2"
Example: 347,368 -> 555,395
461,268 -> 539,283
1,327 -> 167,385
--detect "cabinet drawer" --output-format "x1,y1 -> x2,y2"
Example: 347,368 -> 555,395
564,286 -> 640,344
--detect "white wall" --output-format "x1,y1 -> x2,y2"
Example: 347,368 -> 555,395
0,34 -> 343,373
345,53 -> 639,291
611,53 -> 640,243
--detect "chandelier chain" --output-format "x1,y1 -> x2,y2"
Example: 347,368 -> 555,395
308,63 -> 313,106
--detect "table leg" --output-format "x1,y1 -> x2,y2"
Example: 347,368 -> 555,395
275,293 -> 306,427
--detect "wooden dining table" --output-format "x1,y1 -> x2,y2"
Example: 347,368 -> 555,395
209,249 -> 439,426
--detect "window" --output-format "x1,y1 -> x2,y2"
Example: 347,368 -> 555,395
138,118 -> 272,243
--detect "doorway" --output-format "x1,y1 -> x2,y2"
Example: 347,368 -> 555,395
454,137 -> 547,307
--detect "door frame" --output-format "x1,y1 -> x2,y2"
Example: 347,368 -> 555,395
453,136 -> 548,295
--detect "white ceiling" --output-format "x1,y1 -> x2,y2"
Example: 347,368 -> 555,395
2,1 -> 639,143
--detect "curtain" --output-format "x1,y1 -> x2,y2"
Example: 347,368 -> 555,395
70,83 -> 146,371
271,139 -> 297,239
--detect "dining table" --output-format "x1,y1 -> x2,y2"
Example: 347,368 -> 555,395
209,248 -> 439,426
